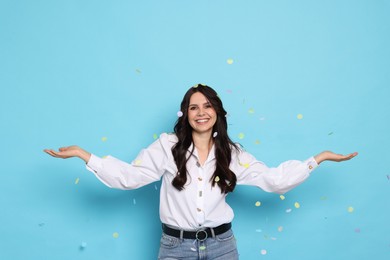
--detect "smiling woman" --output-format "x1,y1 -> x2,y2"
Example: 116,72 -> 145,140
44,84 -> 357,260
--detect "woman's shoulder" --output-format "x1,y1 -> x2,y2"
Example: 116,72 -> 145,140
159,132 -> 178,144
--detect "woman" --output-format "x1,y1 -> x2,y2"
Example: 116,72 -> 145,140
44,84 -> 357,259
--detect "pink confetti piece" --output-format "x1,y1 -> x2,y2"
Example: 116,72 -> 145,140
261,249 -> 267,255
226,89 -> 232,93
354,228 -> 361,233
177,111 -> 183,117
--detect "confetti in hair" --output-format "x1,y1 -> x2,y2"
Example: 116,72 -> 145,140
177,111 -> 183,117
213,132 -> 218,138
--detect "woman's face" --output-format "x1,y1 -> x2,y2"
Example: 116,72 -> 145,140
187,92 -> 217,135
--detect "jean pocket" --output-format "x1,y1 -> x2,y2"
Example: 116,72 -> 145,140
216,229 -> 235,242
160,233 -> 181,249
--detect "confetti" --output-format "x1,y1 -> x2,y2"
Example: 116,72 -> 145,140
38,223 -> 45,227
387,175 -> 390,180
133,199 -> 137,205
75,178 -> 80,185
259,117 -> 266,121
271,237 -> 277,241
227,58 -> 234,65
134,159 -> 142,166
279,195 -> 285,200
102,155 -> 108,159
226,89 -> 232,93
255,140 -> 261,145
328,132 -> 334,135
153,133 -> 158,139
199,245 -> 206,250
238,133 -> 245,139
177,111 -> 183,117
354,228 -> 361,233
255,201 -> 261,207
101,137 -> 108,142
255,229 -> 262,233
320,196 -> 328,200
113,232 -> 119,238
248,108 -> 255,114
213,132 -> 218,138
155,184 -> 158,190
135,69 -> 141,73
215,176 -> 220,182
239,162 -> 250,168
294,202 -> 300,209
80,242 -> 87,249
261,249 -> 267,255
190,248 -> 197,252
348,206 -> 354,213
278,226 -> 283,232
286,208 -> 292,213
297,114 -> 303,120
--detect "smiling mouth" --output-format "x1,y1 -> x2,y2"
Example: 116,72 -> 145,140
196,119 -> 209,123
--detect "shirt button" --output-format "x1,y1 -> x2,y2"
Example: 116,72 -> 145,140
197,208 -> 202,212
309,165 -> 313,170
198,177 -> 203,181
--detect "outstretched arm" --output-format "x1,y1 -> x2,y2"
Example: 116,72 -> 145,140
44,146 -> 91,163
314,151 -> 358,164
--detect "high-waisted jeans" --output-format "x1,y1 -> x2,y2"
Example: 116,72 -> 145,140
158,229 -> 239,260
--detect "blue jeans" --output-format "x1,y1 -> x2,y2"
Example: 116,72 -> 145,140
158,229 -> 239,260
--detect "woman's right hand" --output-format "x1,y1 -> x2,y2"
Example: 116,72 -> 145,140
44,146 -> 91,163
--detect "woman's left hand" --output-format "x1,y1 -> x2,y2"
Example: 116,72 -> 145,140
314,151 -> 358,164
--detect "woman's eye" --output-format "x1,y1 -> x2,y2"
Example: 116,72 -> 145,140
189,106 -> 197,110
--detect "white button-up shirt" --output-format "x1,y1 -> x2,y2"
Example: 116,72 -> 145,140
86,133 -> 318,230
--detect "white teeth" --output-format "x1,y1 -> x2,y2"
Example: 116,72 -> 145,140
196,119 -> 208,123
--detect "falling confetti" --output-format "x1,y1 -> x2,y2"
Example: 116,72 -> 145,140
297,114 -> 303,120
261,249 -> 267,255
248,108 -> 255,114
101,137 -> 108,142
328,132 -> 334,135
255,201 -> 261,207
199,245 -> 206,251
348,206 -> 354,213
113,232 -> 119,238
135,69 -> 141,73
238,133 -> 245,139
278,226 -> 283,232
226,89 -> 233,93
190,248 -> 197,252
102,155 -> 108,159
279,195 -> 285,200
255,140 -> 261,145
75,178 -> 80,185
259,117 -> 266,121
255,229 -> 262,233
227,58 -> 234,64
177,111 -> 183,117
354,228 -> 361,233
320,196 -> 328,200
286,208 -> 292,213
153,133 -> 158,139
387,175 -> 390,180
215,176 -> 220,182
80,242 -> 87,249
133,199 -> 137,205
294,202 -> 300,209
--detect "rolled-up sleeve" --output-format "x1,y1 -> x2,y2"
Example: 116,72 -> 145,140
232,149 -> 318,194
86,133 -> 172,190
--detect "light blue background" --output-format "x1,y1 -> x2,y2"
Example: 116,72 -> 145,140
1,0 -> 389,259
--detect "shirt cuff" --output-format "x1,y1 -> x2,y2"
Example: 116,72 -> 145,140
304,156 -> 319,173
86,154 -> 103,173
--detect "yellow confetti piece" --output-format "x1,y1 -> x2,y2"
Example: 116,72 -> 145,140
255,140 -> 261,145
239,162 -> 250,168
248,108 -> 255,114
238,133 -> 245,139
297,114 -> 303,120
199,245 -> 206,250
227,58 -> 234,65
101,137 -> 108,142
75,178 -> 80,185
278,226 -> 283,232
215,176 -> 220,182
102,155 -> 108,159
255,201 -> 261,207
280,195 -> 285,200
112,232 -> 119,238
348,206 -> 354,213
134,159 -> 142,166
153,133 -> 158,139
294,202 -> 300,208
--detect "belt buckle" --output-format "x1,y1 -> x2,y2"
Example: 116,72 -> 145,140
195,229 -> 208,241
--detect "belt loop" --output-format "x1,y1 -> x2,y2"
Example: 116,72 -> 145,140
210,227 -> 216,238
180,229 -> 184,240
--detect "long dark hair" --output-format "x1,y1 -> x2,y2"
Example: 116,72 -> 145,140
171,84 -> 239,194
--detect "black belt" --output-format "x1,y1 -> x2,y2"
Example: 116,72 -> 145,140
162,223 -> 231,241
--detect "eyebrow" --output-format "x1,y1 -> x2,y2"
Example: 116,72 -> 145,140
188,101 -> 211,107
